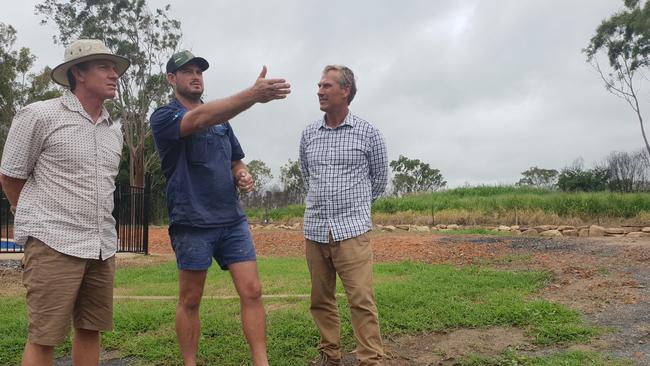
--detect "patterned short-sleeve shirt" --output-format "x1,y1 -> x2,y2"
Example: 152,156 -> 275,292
0,90 -> 123,259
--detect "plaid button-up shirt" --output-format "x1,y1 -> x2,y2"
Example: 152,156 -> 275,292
299,112 -> 388,243
0,90 -> 122,259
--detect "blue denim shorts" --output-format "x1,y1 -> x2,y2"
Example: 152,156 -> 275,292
169,220 -> 256,271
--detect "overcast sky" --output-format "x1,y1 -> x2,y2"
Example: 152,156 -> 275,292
2,0 -> 643,187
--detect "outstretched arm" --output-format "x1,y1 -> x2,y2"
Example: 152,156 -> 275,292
179,66 -> 291,137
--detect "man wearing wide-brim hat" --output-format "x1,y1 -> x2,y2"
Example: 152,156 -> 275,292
0,39 -> 130,366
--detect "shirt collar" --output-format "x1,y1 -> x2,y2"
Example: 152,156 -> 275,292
61,90 -> 113,125
171,96 -> 204,109
319,111 -> 354,130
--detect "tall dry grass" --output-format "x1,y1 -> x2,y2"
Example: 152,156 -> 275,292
372,209 -> 650,227
246,186 -> 650,226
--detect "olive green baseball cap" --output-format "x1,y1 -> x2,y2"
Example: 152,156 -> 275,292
166,50 -> 209,73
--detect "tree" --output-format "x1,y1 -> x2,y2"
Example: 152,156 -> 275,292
0,23 -> 59,156
24,67 -> 61,105
557,159 -> 610,192
279,159 -> 304,203
36,0 -> 182,187
584,0 -> 650,158
389,155 -> 446,196
240,159 -> 274,208
247,159 -> 273,194
0,23 -> 30,147
601,149 -> 650,192
516,166 -> 558,189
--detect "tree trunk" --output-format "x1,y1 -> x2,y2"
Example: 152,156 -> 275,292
637,110 -> 650,159
129,142 -> 145,188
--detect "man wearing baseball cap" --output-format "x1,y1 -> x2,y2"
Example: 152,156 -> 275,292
150,50 -> 290,366
0,39 -> 130,366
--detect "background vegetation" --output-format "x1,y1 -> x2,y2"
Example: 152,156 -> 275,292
243,185 -> 650,227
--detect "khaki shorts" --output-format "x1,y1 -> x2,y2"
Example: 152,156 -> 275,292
22,237 -> 115,346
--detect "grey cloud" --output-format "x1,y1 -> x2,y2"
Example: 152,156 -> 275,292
2,0 -> 641,187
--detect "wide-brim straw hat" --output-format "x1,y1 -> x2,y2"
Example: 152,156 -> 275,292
51,39 -> 131,87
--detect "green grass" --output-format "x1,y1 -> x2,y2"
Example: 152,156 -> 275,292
244,186 -> 650,222
244,204 -> 305,221
0,258 -> 605,365
114,258 -> 315,296
374,186 -> 650,219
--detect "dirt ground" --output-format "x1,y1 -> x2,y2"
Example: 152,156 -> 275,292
3,227 -> 650,365
147,226 -> 650,365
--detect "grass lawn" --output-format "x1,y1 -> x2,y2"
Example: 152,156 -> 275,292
0,257 -> 625,365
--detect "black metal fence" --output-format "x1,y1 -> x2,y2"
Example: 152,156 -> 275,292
0,179 -> 150,254
113,178 -> 150,254
0,195 -> 18,253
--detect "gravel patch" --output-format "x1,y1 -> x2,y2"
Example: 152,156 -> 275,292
0,259 -> 22,272
437,236 -> 505,245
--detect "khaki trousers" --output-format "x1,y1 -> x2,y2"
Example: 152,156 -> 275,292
306,233 -> 384,366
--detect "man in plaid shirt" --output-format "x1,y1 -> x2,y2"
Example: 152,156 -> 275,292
299,65 -> 388,366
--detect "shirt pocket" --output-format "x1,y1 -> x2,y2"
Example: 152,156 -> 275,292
214,125 -> 232,159
187,130 -> 215,165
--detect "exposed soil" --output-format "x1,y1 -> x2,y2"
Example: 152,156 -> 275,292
3,227 -> 650,365
148,226 -> 650,365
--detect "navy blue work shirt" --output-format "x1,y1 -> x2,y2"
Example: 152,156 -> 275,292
150,98 -> 246,227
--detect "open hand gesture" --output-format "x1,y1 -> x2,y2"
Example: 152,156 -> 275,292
252,66 -> 291,103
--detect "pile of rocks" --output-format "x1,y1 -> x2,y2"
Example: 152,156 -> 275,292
377,224 -> 456,233
374,224 -> 650,238
510,224 -> 650,238
249,223 -> 302,231
250,222 -> 650,238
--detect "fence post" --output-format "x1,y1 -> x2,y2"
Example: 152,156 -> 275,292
514,206 -> 519,226
143,174 -> 151,255
1,196 -> 4,248
114,185 -> 121,252
429,191 -> 436,227
0,196 -> 4,252
0,193 -> 19,253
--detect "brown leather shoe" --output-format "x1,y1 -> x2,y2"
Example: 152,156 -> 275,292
309,352 -> 342,366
